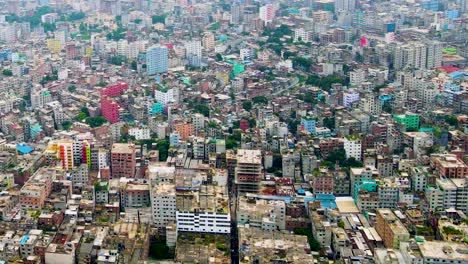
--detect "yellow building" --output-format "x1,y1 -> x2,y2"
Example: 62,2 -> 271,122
85,47 -> 93,57
45,140 -> 74,171
47,39 -> 62,53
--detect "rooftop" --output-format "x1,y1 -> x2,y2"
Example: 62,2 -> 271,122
418,240 -> 468,261
237,149 -> 262,164
111,143 -> 135,154
239,227 -> 313,263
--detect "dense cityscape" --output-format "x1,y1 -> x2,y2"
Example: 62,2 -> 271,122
0,0 -> 467,263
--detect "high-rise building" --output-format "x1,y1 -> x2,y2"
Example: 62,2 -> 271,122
426,41 -> 443,69
110,143 -> 136,178
202,32 -> 215,50
344,136 -> 362,161
259,4 -> 275,24
230,4 -> 240,24
45,139 -> 74,170
184,40 -> 202,58
375,209 -> 410,249
235,149 -> 263,193
394,42 -> 442,70
101,96 -> 120,124
146,45 -> 168,75
151,183 -> 176,229
334,0 -> 356,13
99,0 -> 122,15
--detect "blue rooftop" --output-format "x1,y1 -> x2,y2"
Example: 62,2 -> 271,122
450,71 -> 466,79
20,235 -> 29,245
305,194 -> 337,209
17,144 -> 33,154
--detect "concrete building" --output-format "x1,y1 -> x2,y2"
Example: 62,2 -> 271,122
430,154 -> 468,178
146,45 -> 168,75
151,183 -> 176,229
259,4 -> 275,24
237,195 -> 286,231
344,136 -> 362,161
235,149 -> 263,193
411,166 -> 429,192
110,143 -> 136,178
19,168 -> 55,209
176,185 -> 230,234
402,239 -> 468,264
375,209 -> 410,249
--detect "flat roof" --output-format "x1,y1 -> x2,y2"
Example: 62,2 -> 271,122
418,241 -> 468,261
335,197 -> 360,214
111,143 -> 135,154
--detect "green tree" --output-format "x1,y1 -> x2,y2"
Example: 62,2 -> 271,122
252,96 -> 268,105
81,107 -> 90,116
2,69 -> 12,76
66,12 -> 86,21
194,104 -> 210,117
294,228 -> 322,252
43,22 -> 56,32
86,116 -> 107,128
323,117 -> 335,129
157,139 -> 170,161
288,120 -> 300,135
152,15 -> 166,24
292,57 -> 311,70
215,53 -> 223,61
242,101 -> 252,112
96,82 -> 108,87
149,240 -> 170,259
62,121 -> 72,130
68,85 -> 77,93
248,118 -> 256,128
272,154 -> 282,170
131,61 -> 137,71
445,115 -> 458,126
326,149 -> 346,164
109,56 -> 127,66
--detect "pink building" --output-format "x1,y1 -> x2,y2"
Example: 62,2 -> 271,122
101,96 -> 120,124
259,4 -> 275,23
19,168 -> 53,209
240,119 -> 249,131
100,82 -> 129,97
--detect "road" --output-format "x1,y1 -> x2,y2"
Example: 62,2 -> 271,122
271,76 -> 300,96
228,173 -> 239,264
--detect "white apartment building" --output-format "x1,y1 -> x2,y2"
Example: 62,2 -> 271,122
97,148 -> 109,170
378,179 -> 399,208
411,166 -> 428,192
151,183 -> 176,228
175,184 -> 231,234
129,127 -> 151,140
403,240 -> 468,264
350,69 -> 366,86
192,114 -> 205,133
294,28 -> 307,42
71,164 -> 89,186
240,48 -> 252,61
344,136 -> 362,161
343,90 -> 360,107
176,211 -> 231,233
426,178 -> 458,211
184,40 -> 202,58
154,87 -> 179,106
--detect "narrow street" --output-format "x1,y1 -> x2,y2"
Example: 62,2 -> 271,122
228,174 -> 239,264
